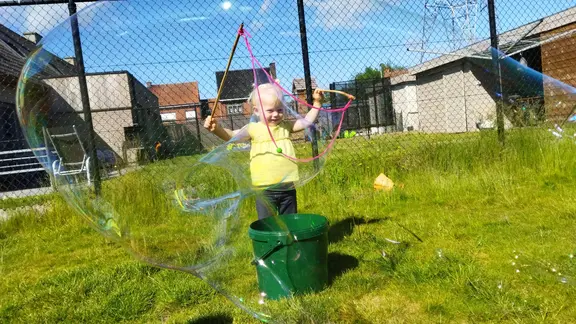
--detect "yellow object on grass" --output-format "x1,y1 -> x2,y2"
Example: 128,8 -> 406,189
374,173 -> 394,191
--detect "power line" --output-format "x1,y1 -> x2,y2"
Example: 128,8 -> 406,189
85,38 -> 474,70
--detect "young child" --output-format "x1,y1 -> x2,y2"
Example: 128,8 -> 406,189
203,83 -> 323,219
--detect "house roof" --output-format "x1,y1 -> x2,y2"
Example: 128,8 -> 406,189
0,23 -> 75,81
292,77 -> 318,91
383,69 -> 409,79
215,67 -> 271,100
147,81 -> 200,107
404,6 -> 576,77
0,24 -> 38,79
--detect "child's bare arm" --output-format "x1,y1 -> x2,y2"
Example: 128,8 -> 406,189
203,116 -> 245,141
292,89 -> 323,132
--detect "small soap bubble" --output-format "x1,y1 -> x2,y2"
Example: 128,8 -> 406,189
436,249 -> 444,258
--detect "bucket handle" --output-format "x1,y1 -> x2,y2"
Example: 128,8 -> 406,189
251,240 -> 283,265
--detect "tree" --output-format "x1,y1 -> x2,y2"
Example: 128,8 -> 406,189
355,67 -> 381,80
354,62 -> 406,80
379,62 -> 405,75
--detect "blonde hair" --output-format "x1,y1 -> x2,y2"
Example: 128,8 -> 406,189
248,83 -> 285,110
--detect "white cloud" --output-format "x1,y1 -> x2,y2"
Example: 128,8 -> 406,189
249,0 -> 276,31
280,31 -> 301,37
0,5 -> 64,35
258,0 -> 275,14
0,2 -> 96,36
305,0 -> 397,30
178,16 -> 208,22
249,20 -> 265,31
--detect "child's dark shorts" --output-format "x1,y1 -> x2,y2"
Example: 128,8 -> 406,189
255,182 -> 297,220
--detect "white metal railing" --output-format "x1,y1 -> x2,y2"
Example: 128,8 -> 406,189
0,147 -> 50,176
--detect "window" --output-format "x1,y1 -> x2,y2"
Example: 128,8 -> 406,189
227,103 -> 243,115
124,126 -> 141,141
185,110 -> 197,119
160,112 -> 177,121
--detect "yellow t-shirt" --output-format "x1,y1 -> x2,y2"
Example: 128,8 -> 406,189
248,121 -> 299,187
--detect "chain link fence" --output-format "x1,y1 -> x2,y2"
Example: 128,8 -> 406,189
0,0 -> 575,200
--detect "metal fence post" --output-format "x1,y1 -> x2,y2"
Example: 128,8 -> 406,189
488,0 -> 505,145
68,0 -> 101,194
297,0 -> 319,168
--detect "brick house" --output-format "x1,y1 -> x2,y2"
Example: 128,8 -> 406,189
291,77 -> 318,114
146,81 -> 201,124
212,62 -> 277,119
145,81 -> 205,155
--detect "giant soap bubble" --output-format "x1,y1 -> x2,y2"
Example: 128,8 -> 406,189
16,0 -> 576,321
16,0 -> 354,321
471,48 -> 576,135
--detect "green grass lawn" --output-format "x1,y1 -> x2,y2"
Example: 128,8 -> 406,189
1,128 -> 576,323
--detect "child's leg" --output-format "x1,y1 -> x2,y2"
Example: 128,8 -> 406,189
277,189 -> 297,215
255,191 -> 277,219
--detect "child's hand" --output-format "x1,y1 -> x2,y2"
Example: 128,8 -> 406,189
313,89 -> 324,105
203,116 -> 218,132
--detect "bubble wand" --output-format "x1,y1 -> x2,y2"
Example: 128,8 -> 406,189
239,28 -> 355,162
175,23 -> 244,207
270,88 -> 354,162
210,23 -> 244,118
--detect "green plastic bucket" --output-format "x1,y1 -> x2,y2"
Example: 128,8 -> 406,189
248,213 -> 329,300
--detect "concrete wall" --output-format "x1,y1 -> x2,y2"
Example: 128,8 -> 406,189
464,61 -> 499,129
414,60 -> 498,133
43,73 -> 135,158
418,63 -> 469,133
44,73 -> 132,111
391,75 -> 419,131
417,70 -> 445,133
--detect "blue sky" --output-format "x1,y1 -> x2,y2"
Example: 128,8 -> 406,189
1,0 -> 575,99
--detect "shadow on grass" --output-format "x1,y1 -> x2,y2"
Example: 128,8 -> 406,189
328,252 -> 359,285
187,314 -> 233,324
328,216 -> 388,244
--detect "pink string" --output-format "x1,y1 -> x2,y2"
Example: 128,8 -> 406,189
241,28 -> 352,163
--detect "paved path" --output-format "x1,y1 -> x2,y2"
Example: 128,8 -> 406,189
0,187 -> 53,199
0,204 -> 49,220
